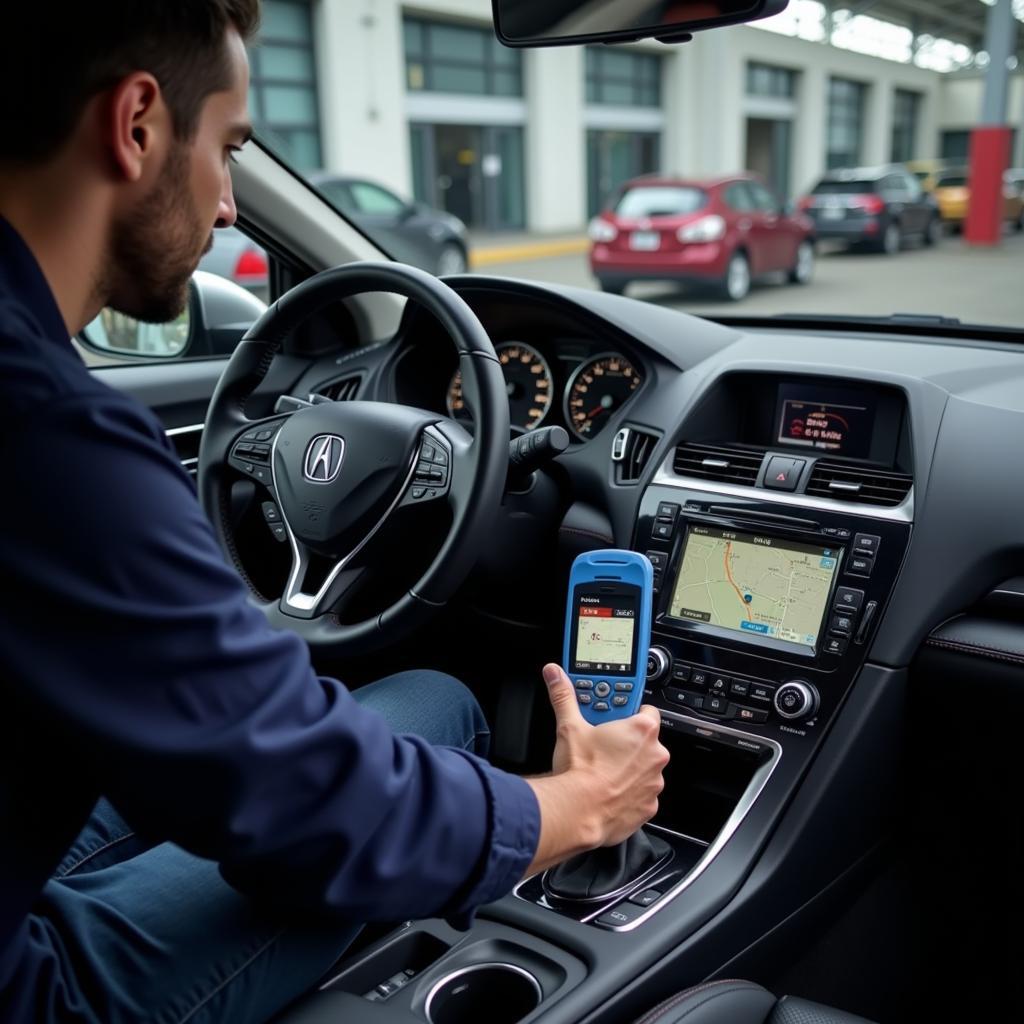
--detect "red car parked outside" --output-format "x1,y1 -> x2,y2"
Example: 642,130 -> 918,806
589,174 -> 816,301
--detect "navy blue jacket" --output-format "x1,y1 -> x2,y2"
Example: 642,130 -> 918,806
0,218 -> 539,1014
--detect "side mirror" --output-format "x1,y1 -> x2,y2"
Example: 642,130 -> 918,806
81,305 -> 191,359
79,272 -> 267,361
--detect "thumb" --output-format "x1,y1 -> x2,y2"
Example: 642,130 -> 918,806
542,663 -> 582,726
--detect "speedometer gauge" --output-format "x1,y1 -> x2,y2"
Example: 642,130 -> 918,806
564,353 -> 642,440
447,342 -> 554,431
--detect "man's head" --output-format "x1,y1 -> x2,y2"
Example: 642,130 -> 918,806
0,2 -> 260,324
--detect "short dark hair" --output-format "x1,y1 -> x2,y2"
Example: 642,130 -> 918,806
0,2 -> 261,164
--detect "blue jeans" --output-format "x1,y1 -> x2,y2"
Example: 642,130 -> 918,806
29,671 -> 490,1024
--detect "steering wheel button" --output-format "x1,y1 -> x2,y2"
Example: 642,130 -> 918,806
269,523 -> 288,543
421,442 -> 436,461
253,467 -> 271,485
411,487 -> 426,499
261,502 -> 281,523
255,429 -> 274,441
433,448 -> 449,465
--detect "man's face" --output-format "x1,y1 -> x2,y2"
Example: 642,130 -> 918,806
106,30 -> 251,324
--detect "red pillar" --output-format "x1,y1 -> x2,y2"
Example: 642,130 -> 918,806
963,127 -> 1012,246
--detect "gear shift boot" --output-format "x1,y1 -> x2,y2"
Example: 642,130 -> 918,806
543,829 -> 672,903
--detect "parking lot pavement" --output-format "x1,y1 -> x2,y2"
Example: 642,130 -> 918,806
471,231 -> 1024,328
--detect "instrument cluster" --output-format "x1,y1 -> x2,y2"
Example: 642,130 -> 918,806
446,341 -> 643,441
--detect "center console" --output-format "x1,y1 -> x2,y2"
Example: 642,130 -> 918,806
280,372 -> 914,1024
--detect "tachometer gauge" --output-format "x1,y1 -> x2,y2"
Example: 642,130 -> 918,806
446,342 -> 554,431
564,353 -> 642,440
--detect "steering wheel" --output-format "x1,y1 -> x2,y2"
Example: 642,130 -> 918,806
198,261 -> 509,655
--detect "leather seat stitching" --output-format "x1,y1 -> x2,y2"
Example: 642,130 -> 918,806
925,636 -> 1024,665
634,980 -> 766,1024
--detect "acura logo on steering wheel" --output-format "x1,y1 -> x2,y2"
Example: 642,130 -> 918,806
303,434 -> 346,483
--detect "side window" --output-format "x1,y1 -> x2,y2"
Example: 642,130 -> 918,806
902,171 -> 923,200
349,182 -> 408,216
78,227 -> 269,367
317,180 -> 357,215
749,183 -> 780,214
723,183 -> 756,212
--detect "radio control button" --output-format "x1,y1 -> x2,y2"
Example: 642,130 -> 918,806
829,613 -> 853,636
709,675 -> 730,694
645,550 -> 667,571
646,647 -> 671,683
703,694 -> 729,715
833,586 -> 865,612
735,706 -> 768,724
729,679 -> 750,697
852,533 -> 881,555
847,555 -> 874,577
664,688 -> 702,710
594,681 -> 612,698
690,669 -> 709,689
671,664 -> 691,683
774,681 -> 819,720
749,683 -> 775,702
823,636 -> 848,656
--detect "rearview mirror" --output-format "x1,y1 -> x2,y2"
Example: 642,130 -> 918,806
492,0 -> 790,46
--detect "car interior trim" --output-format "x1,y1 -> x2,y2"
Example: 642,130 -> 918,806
653,462 -> 915,523
513,709 -> 782,933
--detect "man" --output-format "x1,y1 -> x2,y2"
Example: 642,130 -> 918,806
0,4 -> 669,1022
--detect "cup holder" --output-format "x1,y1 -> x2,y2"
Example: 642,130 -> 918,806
424,962 -> 542,1024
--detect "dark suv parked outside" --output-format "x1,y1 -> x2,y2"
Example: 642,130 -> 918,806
798,164 -> 941,254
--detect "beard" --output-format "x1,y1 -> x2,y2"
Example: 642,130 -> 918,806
102,142 -> 213,324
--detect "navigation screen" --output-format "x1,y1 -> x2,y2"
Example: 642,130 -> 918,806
775,383 -> 875,458
571,591 -> 638,675
668,525 -> 840,651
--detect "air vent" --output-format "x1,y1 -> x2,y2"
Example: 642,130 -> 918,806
673,442 -> 766,486
613,427 -> 659,484
806,461 -> 912,507
318,375 -> 361,402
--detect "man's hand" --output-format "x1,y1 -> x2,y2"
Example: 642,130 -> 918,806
524,664 -> 670,877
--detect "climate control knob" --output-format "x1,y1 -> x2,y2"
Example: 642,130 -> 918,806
646,646 -> 671,683
774,680 -> 819,720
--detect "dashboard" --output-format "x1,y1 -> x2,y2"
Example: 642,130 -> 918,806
139,269 -> 1024,1024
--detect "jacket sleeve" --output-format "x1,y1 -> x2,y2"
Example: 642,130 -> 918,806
1,393 -> 539,922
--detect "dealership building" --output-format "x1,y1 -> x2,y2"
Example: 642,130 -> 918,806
250,0 -> 1024,234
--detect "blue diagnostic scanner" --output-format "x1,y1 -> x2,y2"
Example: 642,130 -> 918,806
562,549 -> 654,724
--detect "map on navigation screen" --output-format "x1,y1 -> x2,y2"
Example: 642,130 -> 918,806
669,525 -> 839,649
574,602 -> 636,672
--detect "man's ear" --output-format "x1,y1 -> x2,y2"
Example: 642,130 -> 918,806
106,72 -> 168,184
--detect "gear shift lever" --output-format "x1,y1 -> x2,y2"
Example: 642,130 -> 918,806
542,828 -> 672,903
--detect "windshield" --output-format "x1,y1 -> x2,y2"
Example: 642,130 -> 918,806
220,0 -> 1024,331
936,174 -> 968,188
614,187 -> 707,218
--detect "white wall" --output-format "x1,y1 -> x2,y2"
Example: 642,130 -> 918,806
315,0 -> 412,194
941,73 -> 1024,165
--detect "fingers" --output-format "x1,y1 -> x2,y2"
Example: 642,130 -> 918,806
636,703 -> 664,731
542,663 -> 583,728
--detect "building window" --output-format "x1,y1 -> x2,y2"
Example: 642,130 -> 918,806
404,18 -> 523,96
585,48 -> 661,107
248,0 -> 321,169
746,62 -> 796,98
586,130 -> 660,216
891,89 -> 920,163
827,77 -> 866,170
940,130 -> 970,162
